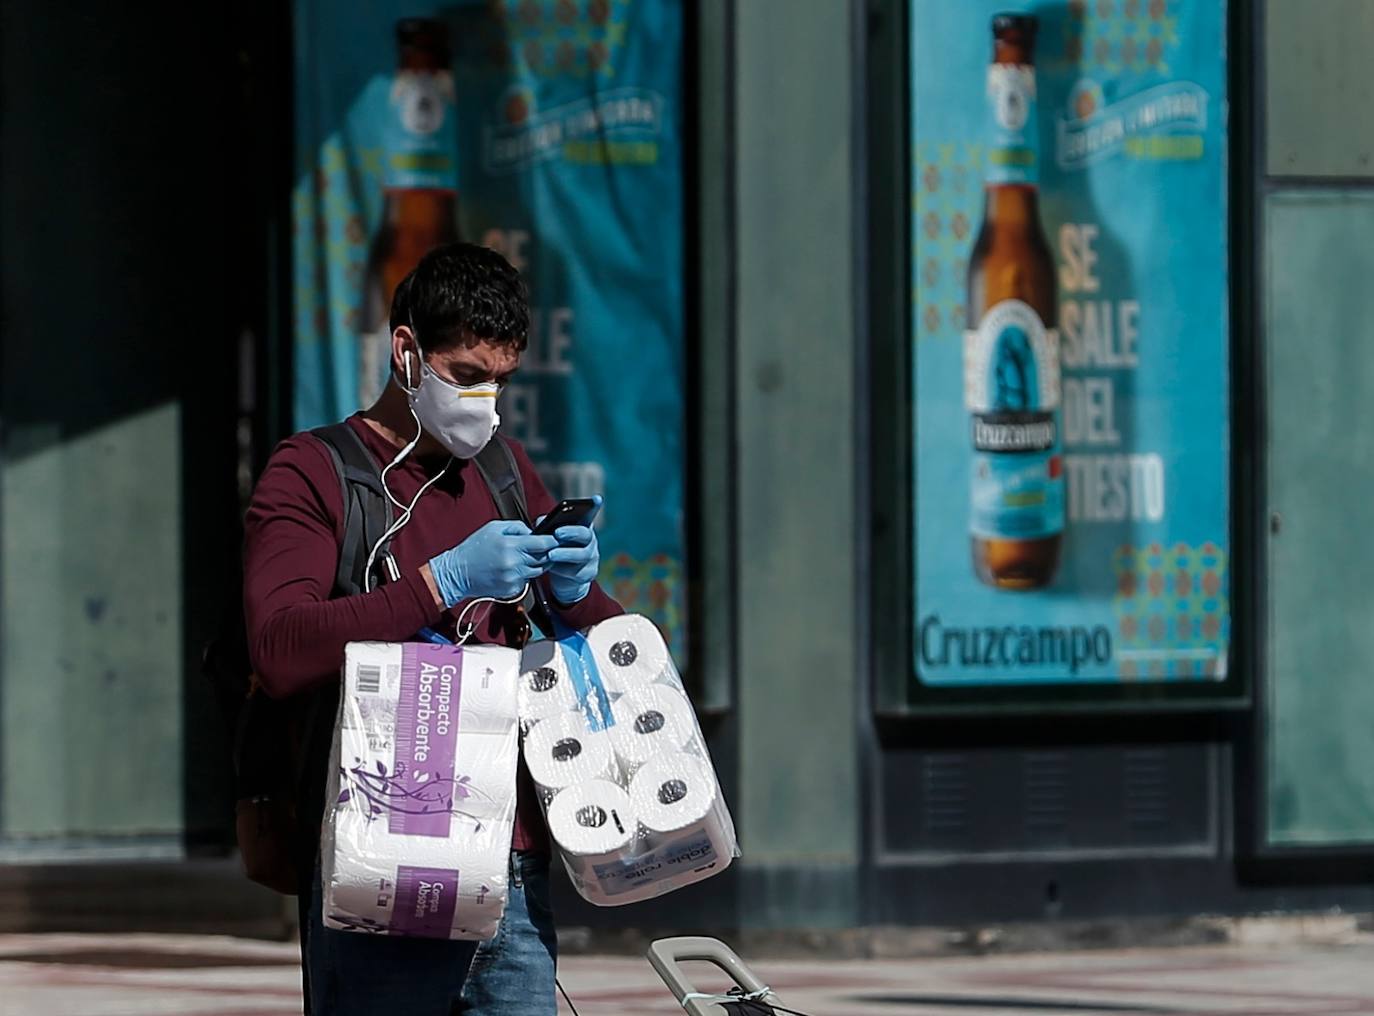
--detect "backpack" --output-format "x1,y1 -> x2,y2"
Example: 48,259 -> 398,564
202,423 -> 548,895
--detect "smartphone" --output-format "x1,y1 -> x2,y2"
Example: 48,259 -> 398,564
531,497 -> 601,537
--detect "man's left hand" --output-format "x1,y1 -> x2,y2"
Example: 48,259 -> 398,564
545,525 -> 600,605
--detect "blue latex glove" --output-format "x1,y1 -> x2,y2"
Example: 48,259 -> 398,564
546,521 -> 601,606
427,520 -> 557,608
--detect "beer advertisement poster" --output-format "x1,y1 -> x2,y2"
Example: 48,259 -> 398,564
291,1 -> 688,655
910,1 -> 1230,690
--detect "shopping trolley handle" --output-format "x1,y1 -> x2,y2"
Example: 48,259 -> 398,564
646,936 -> 775,1015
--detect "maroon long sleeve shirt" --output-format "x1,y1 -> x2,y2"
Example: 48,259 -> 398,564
242,414 -> 623,851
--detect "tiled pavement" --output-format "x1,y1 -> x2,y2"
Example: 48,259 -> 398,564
1,931 -> 1372,1015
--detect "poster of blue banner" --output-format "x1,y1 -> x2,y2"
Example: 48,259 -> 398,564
293,0 -> 686,655
911,0 -> 1229,688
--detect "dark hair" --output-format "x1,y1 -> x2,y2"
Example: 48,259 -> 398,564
390,242 -> 530,353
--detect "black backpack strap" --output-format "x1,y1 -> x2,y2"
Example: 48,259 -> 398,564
472,435 -> 555,637
291,422 -> 394,857
312,422 -> 393,596
472,434 -> 531,526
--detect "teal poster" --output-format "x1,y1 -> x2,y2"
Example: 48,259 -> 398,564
293,0 -> 686,654
911,1 -> 1229,686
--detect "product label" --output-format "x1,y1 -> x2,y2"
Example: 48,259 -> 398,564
343,650 -> 400,756
589,833 -> 718,897
390,865 -> 459,938
383,70 -> 459,190
964,300 -> 1064,540
987,64 -> 1038,184
389,644 -> 463,838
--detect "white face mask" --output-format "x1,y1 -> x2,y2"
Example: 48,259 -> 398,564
402,351 -> 501,460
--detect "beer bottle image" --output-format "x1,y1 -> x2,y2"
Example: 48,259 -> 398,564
964,13 -> 1063,589
359,18 -> 461,406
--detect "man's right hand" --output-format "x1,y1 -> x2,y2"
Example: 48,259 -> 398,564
425,520 -> 558,608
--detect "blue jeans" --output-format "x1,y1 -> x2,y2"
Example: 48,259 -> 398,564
459,851 -> 558,1014
303,850 -> 558,1015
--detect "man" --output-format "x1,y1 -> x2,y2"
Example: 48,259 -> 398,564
244,242 -> 622,1014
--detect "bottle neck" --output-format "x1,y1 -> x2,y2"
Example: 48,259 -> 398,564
399,51 -> 447,72
982,184 -> 1041,227
382,190 -> 458,237
984,57 -> 1039,187
993,38 -> 1033,66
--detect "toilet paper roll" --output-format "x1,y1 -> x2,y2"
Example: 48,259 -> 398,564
609,686 -> 699,768
545,780 -> 637,859
517,640 -> 578,724
324,831 -> 510,940
585,615 -> 674,692
523,711 -> 618,792
627,753 -> 719,835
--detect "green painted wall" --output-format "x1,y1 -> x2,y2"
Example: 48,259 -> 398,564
1264,192 -> 1374,847
1266,0 -> 1374,177
1262,0 -> 1374,850
731,0 -> 861,922
1,410 -> 184,849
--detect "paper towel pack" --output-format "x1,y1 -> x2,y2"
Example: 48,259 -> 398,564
518,615 -> 739,906
322,641 -> 521,939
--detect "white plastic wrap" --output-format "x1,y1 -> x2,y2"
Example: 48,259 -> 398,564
321,641 -> 521,939
518,616 -> 739,906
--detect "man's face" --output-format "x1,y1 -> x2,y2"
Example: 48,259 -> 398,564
392,326 -> 522,389
424,337 -> 522,388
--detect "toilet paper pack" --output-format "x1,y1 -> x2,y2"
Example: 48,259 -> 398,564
322,641 -> 521,939
518,615 -> 739,907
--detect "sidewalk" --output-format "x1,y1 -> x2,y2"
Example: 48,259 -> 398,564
1,931 -> 1372,1015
